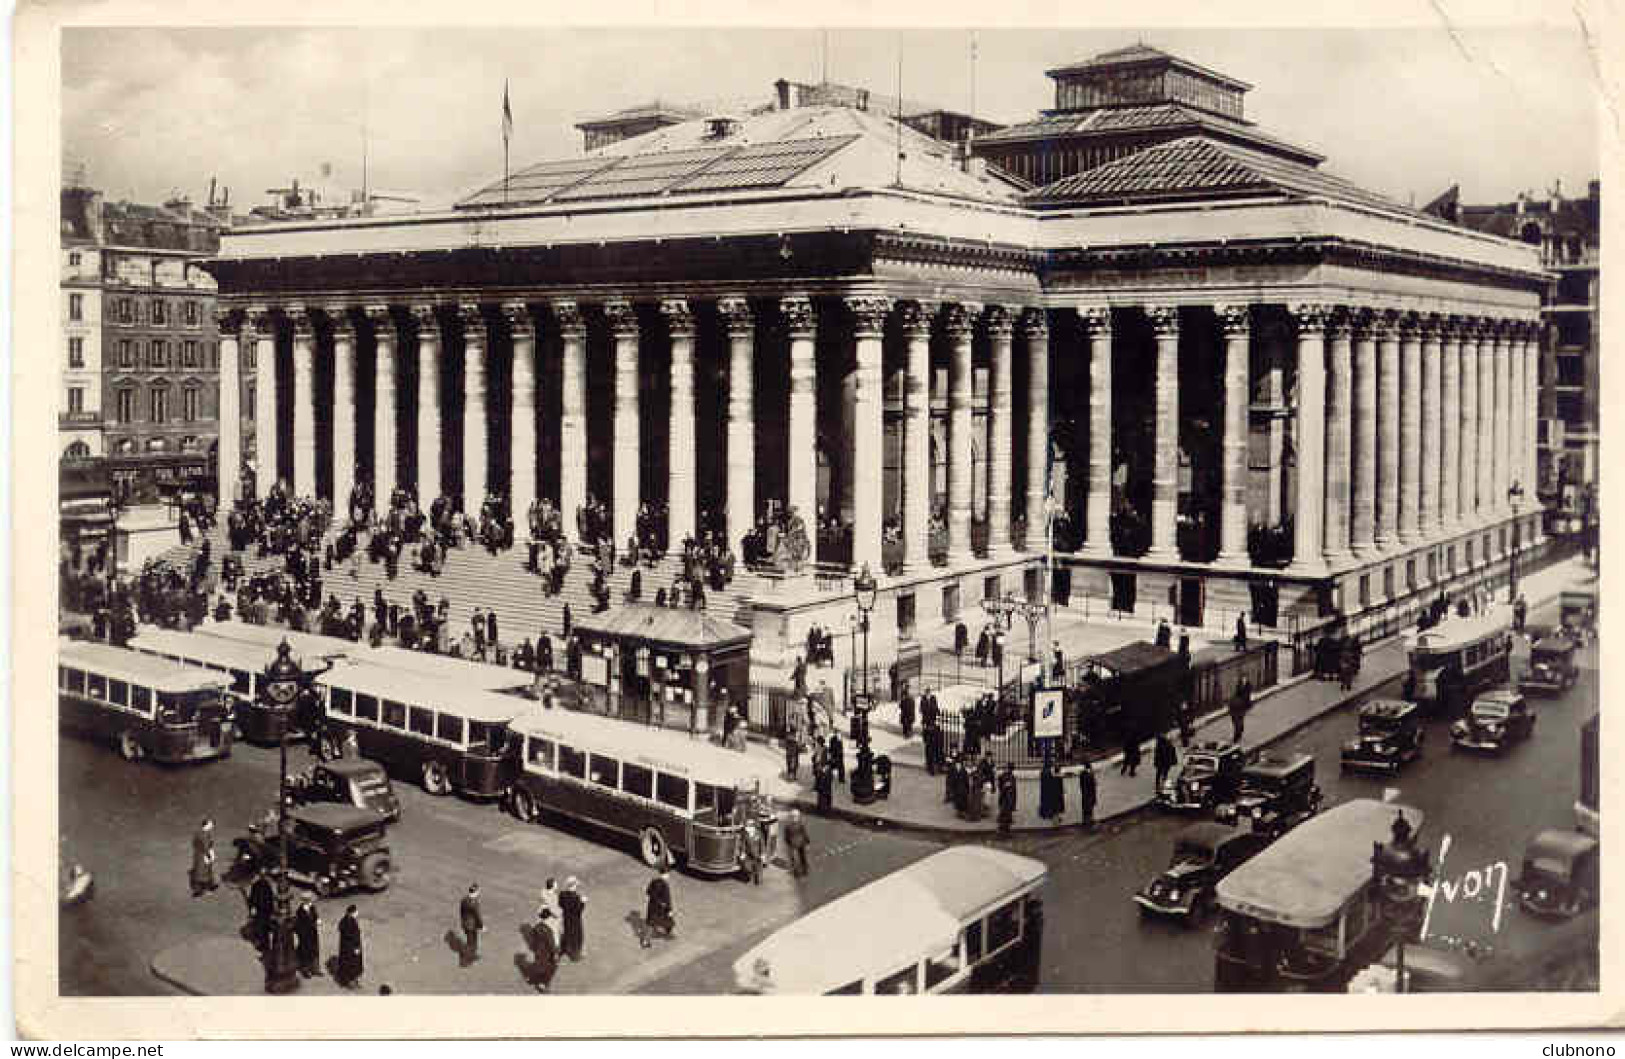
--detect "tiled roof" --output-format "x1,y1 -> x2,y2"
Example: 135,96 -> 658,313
1045,44 -> 1251,90
975,102 -> 1319,161
1026,134 -> 1421,217
573,603 -> 750,647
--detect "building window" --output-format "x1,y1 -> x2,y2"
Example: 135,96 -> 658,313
181,435 -> 200,453
118,339 -> 133,368
67,337 -> 84,368
1465,540 -> 1475,566
116,389 -> 134,424
184,301 -> 199,326
150,388 -> 169,423
245,381 -> 255,418
182,388 -> 200,423
68,293 -> 83,321
67,387 -> 84,414
150,340 -> 167,368
1447,545 -> 1456,574
68,252 -> 81,267
182,340 -> 198,367
1358,574 -> 1371,608
114,438 -> 134,455
1383,567 -> 1394,599
63,441 -> 91,461
151,299 -> 167,326
147,437 -> 167,453
1405,560 -> 1417,591
117,298 -> 133,324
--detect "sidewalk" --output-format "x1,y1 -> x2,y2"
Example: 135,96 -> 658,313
745,554 -> 1591,834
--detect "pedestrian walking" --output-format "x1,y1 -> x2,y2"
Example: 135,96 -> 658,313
783,728 -> 802,781
559,877 -> 587,961
782,808 -> 811,878
336,905 -> 364,989
814,759 -> 833,815
247,872 -> 275,950
1153,732 -> 1178,792
538,877 -> 561,924
1231,677 -> 1253,743
1038,760 -> 1065,822
827,732 -> 845,785
190,817 -> 217,897
530,908 -> 560,991
1120,733 -> 1142,777
294,898 -> 322,977
459,883 -> 484,965
997,763 -> 1018,835
1233,615 -> 1248,651
642,866 -> 675,947
899,685 -> 916,740
1078,761 -> 1098,828
740,818 -> 764,885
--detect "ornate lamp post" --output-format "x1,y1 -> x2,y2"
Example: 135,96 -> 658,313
1370,810 -> 1432,993
981,594 -> 1017,702
258,641 -> 305,995
1009,592 -> 1048,666
1507,481 -> 1525,601
851,563 -> 879,803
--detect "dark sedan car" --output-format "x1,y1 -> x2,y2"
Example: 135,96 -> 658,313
1135,821 -> 1268,925
1450,688 -> 1536,753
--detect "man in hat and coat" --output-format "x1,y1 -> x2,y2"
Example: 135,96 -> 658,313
1078,760 -> 1098,828
294,898 -> 322,977
459,883 -> 484,965
190,818 -> 217,897
336,905 -> 364,988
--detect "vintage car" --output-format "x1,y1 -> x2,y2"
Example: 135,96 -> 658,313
232,804 -> 393,896
1516,829 -> 1599,919
1134,821 -> 1268,925
1559,584 -> 1597,646
1214,752 -> 1322,839
1340,699 -> 1425,773
1450,687 -> 1536,753
290,758 -> 402,822
1520,636 -> 1579,695
1156,740 -> 1247,812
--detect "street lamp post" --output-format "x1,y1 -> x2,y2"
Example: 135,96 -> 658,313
1370,810 -> 1432,993
980,594 -> 1017,703
1507,481 -> 1525,602
257,642 -> 305,995
851,563 -> 879,803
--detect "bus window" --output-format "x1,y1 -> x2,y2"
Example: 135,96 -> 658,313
232,669 -> 252,696
875,964 -> 919,995
66,668 -> 86,693
355,693 -> 378,721
527,736 -> 555,770
109,679 -> 129,707
696,783 -> 737,823
383,700 -> 407,729
827,980 -> 863,995
924,945 -> 962,990
963,920 -> 984,963
987,899 -> 1021,953
409,707 -> 435,737
622,763 -> 653,800
559,745 -> 586,779
589,754 -> 620,788
330,687 -> 353,715
87,673 -> 107,699
131,685 -> 152,713
436,712 -> 465,744
470,722 -> 503,753
656,773 -> 690,812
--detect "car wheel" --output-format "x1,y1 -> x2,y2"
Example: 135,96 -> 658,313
118,732 -> 143,762
313,874 -> 336,899
358,852 -> 391,891
512,787 -> 538,823
421,760 -> 452,796
639,827 -> 669,870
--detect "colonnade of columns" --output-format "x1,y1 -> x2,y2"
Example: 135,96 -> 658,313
227,295 -> 1053,575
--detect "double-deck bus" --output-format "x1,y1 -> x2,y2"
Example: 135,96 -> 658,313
505,704 -> 786,873
59,640 -> 233,763
1214,798 -> 1424,992
316,664 -> 524,798
127,627 -> 291,742
733,847 -> 1047,993
1406,609 -> 1512,716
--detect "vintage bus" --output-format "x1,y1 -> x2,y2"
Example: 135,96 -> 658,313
127,627 -> 292,743
197,619 -> 361,664
733,847 -> 1047,994
1214,798 -> 1424,992
360,644 -> 534,694
505,704 -> 786,874
58,640 -> 234,763
1406,609 -> 1512,716
316,664 -> 523,798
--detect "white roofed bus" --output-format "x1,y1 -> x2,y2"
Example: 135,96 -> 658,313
58,639 -> 234,764
733,847 -> 1048,994
505,704 -> 791,875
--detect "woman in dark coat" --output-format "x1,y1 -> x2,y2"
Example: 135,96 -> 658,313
336,905 -> 364,988
530,909 -> 560,991
558,877 -> 587,961
1038,762 -> 1065,822
294,899 -> 321,977
643,867 -> 674,947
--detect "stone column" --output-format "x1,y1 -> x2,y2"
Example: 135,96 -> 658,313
848,295 -> 891,574
1439,318 -> 1461,529
1081,307 -> 1113,558
504,302 -> 538,529
1398,315 -> 1422,545
1146,304 -> 1181,562
289,305 -> 317,496
1022,308 -> 1050,552
329,307 -> 357,509
1523,324 -> 1540,500
366,305 -> 398,504
412,304 -> 443,504
249,307 -> 276,491
985,305 -> 1015,555
1290,304 -> 1328,573
458,304 -> 488,510
944,302 -> 978,564
1477,322 -> 1495,522
898,299 -> 933,570
1458,321 -> 1480,526
1323,309 -> 1353,564
1214,304 -> 1251,563
215,309 -> 242,501
1375,312 -> 1401,550
1351,311 -> 1378,558
606,299 -> 641,548
1419,314 -> 1442,541
1493,323 -> 1511,513
719,296 -> 755,544
782,296 -> 819,552
1508,323 -> 1525,497
662,298 -> 698,547
554,301 -> 588,532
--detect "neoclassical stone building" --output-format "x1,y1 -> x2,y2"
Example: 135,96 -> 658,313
205,45 -> 1546,665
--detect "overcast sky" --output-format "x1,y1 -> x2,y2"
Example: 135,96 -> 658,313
62,22 -> 1603,212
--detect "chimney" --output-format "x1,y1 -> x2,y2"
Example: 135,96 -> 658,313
1550,179 -> 1562,212
1516,191 -> 1526,215
775,78 -> 791,111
